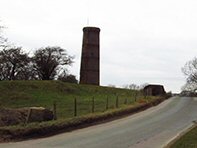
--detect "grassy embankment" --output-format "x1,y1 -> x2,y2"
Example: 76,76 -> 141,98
0,81 -> 165,141
0,80 -> 147,118
170,125 -> 197,148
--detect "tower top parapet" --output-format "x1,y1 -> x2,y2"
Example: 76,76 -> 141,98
83,27 -> 100,32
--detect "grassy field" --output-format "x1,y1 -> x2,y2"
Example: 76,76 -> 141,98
0,80 -> 149,119
170,125 -> 197,148
0,80 -> 166,141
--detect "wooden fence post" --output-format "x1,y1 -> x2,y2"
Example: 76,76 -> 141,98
106,96 -> 109,110
53,101 -> 57,120
25,108 -> 32,124
92,97 -> 95,113
134,91 -> 138,102
74,98 -> 77,116
116,96 -> 119,108
124,98 -> 128,105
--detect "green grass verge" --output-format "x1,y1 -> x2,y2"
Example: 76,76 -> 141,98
0,80 -> 168,142
170,125 -> 197,148
0,80 -> 147,119
0,97 -> 165,142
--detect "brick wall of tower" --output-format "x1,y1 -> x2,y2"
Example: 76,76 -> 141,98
80,27 -> 100,85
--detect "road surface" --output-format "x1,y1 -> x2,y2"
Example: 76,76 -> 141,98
1,97 -> 197,148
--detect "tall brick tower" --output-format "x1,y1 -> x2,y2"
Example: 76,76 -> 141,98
80,27 -> 100,85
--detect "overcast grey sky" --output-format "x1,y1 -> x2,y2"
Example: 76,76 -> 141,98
1,0 -> 197,93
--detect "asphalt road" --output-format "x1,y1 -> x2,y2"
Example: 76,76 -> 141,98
1,97 -> 197,148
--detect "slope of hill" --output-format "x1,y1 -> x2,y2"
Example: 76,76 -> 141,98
0,80 -> 141,119
0,81 -> 167,142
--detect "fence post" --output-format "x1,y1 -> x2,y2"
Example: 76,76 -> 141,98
92,97 -> 95,113
116,96 -> 119,108
124,98 -> 128,105
134,91 -> 138,102
25,108 -> 32,124
53,101 -> 57,120
106,96 -> 109,110
74,98 -> 77,116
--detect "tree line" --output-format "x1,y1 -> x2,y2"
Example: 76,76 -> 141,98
182,57 -> 197,93
0,46 -> 77,82
0,25 -> 77,83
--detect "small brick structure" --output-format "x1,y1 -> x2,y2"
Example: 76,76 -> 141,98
144,84 -> 166,96
80,27 -> 100,85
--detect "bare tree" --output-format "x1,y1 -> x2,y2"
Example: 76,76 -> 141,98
181,57 -> 197,95
181,81 -> 197,93
0,47 -> 30,80
58,71 -> 78,84
32,46 -> 74,80
182,57 -> 197,84
128,84 -> 140,90
16,61 -> 39,80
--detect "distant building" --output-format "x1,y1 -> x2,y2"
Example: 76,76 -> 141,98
144,84 -> 166,96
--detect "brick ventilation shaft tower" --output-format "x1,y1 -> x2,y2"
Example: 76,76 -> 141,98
80,27 -> 100,85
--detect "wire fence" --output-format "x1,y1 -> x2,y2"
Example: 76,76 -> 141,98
53,93 -> 144,120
